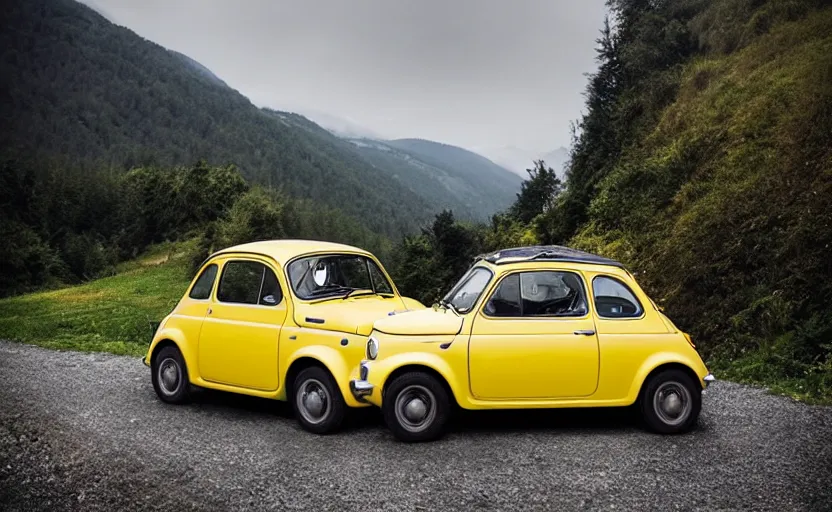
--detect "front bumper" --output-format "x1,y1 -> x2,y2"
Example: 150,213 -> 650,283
141,355 -> 150,367
703,373 -> 715,388
350,379 -> 374,402
349,361 -> 376,403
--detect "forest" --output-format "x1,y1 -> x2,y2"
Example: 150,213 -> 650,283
1,0 -> 830,401
0,159 -> 391,296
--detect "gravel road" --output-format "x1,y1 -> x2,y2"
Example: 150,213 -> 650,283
1,341 -> 830,511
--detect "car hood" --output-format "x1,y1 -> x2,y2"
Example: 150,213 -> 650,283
372,307 -> 463,336
294,296 -> 413,336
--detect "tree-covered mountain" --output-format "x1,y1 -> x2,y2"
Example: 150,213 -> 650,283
0,0 -> 518,236
260,112 -> 522,220
168,50 -> 229,89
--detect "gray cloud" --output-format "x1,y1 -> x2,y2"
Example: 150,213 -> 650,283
81,0 -> 606,152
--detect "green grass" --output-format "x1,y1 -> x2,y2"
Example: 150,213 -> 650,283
0,242 -> 192,356
709,353 -> 832,405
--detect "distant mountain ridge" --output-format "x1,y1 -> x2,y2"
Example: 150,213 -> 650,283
344,137 -> 523,220
290,110 -> 524,218
168,50 -> 229,89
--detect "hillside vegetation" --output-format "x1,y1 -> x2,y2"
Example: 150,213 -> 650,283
395,0 -> 832,401
1,160 -> 391,297
0,243 -> 190,356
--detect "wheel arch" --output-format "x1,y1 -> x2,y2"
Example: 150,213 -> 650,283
638,362 -> 703,399
383,364 -> 458,407
150,339 -> 181,367
285,356 -> 330,396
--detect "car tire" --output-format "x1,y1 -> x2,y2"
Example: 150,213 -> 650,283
639,369 -> 701,434
383,372 -> 450,442
151,345 -> 191,404
291,366 -> 346,435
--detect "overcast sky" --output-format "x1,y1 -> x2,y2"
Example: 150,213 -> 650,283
81,0 -> 606,152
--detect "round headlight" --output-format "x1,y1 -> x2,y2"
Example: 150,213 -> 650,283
367,337 -> 379,360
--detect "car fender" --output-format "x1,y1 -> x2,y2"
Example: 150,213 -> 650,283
373,351 -> 462,405
628,351 -> 709,403
145,325 -> 200,382
286,344 -> 358,406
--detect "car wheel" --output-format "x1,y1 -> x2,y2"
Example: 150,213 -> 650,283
383,372 -> 450,442
292,366 -> 346,435
151,345 -> 190,404
640,369 -> 701,434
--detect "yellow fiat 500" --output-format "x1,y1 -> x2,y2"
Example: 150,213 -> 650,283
350,245 -> 714,442
143,240 -> 423,434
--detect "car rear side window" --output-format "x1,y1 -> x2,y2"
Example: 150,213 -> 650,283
484,271 -> 588,318
189,264 -> 218,300
593,276 -> 643,318
217,261 -> 283,306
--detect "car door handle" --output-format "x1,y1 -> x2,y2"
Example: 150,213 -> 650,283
573,329 -> 595,336
207,308 -> 212,315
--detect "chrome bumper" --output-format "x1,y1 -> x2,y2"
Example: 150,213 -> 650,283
141,356 -> 150,367
703,373 -> 715,388
350,380 -> 374,402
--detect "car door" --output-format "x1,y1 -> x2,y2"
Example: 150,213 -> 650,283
197,257 -> 286,391
468,270 -> 600,399
173,262 -> 220,351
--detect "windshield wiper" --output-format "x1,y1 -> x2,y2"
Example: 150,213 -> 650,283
306,286 -> 354,302
439,299 -> 459,315
342,289 -> 376,300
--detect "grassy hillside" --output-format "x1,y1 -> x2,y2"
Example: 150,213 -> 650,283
0,243 -> 190,356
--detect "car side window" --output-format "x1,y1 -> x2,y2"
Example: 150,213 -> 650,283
218,260 -> 283,306
258,266 -> 283,306
483,273 -> 521,317
593,276 -> 643,318
189,264 -> 218,300
484,271 -> 587,318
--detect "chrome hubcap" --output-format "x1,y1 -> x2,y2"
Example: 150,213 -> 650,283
653,381 -> 691,426
394,385 -> 436,433
404,398 -> 428,422
664,393 -> 682,415
297,378 -> 330,425
157,358 -> 180,395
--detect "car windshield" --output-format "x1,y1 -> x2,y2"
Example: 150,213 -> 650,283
441,266 -> 493,313
287,254 -> 394,300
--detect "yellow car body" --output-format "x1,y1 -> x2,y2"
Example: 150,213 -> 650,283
143,239 -> 423,434
350,245 -> 713,441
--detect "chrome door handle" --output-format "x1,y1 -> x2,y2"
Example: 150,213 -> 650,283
573,329 -> 595,336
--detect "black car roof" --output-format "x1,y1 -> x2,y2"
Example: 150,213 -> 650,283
476,245 -> 624,268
